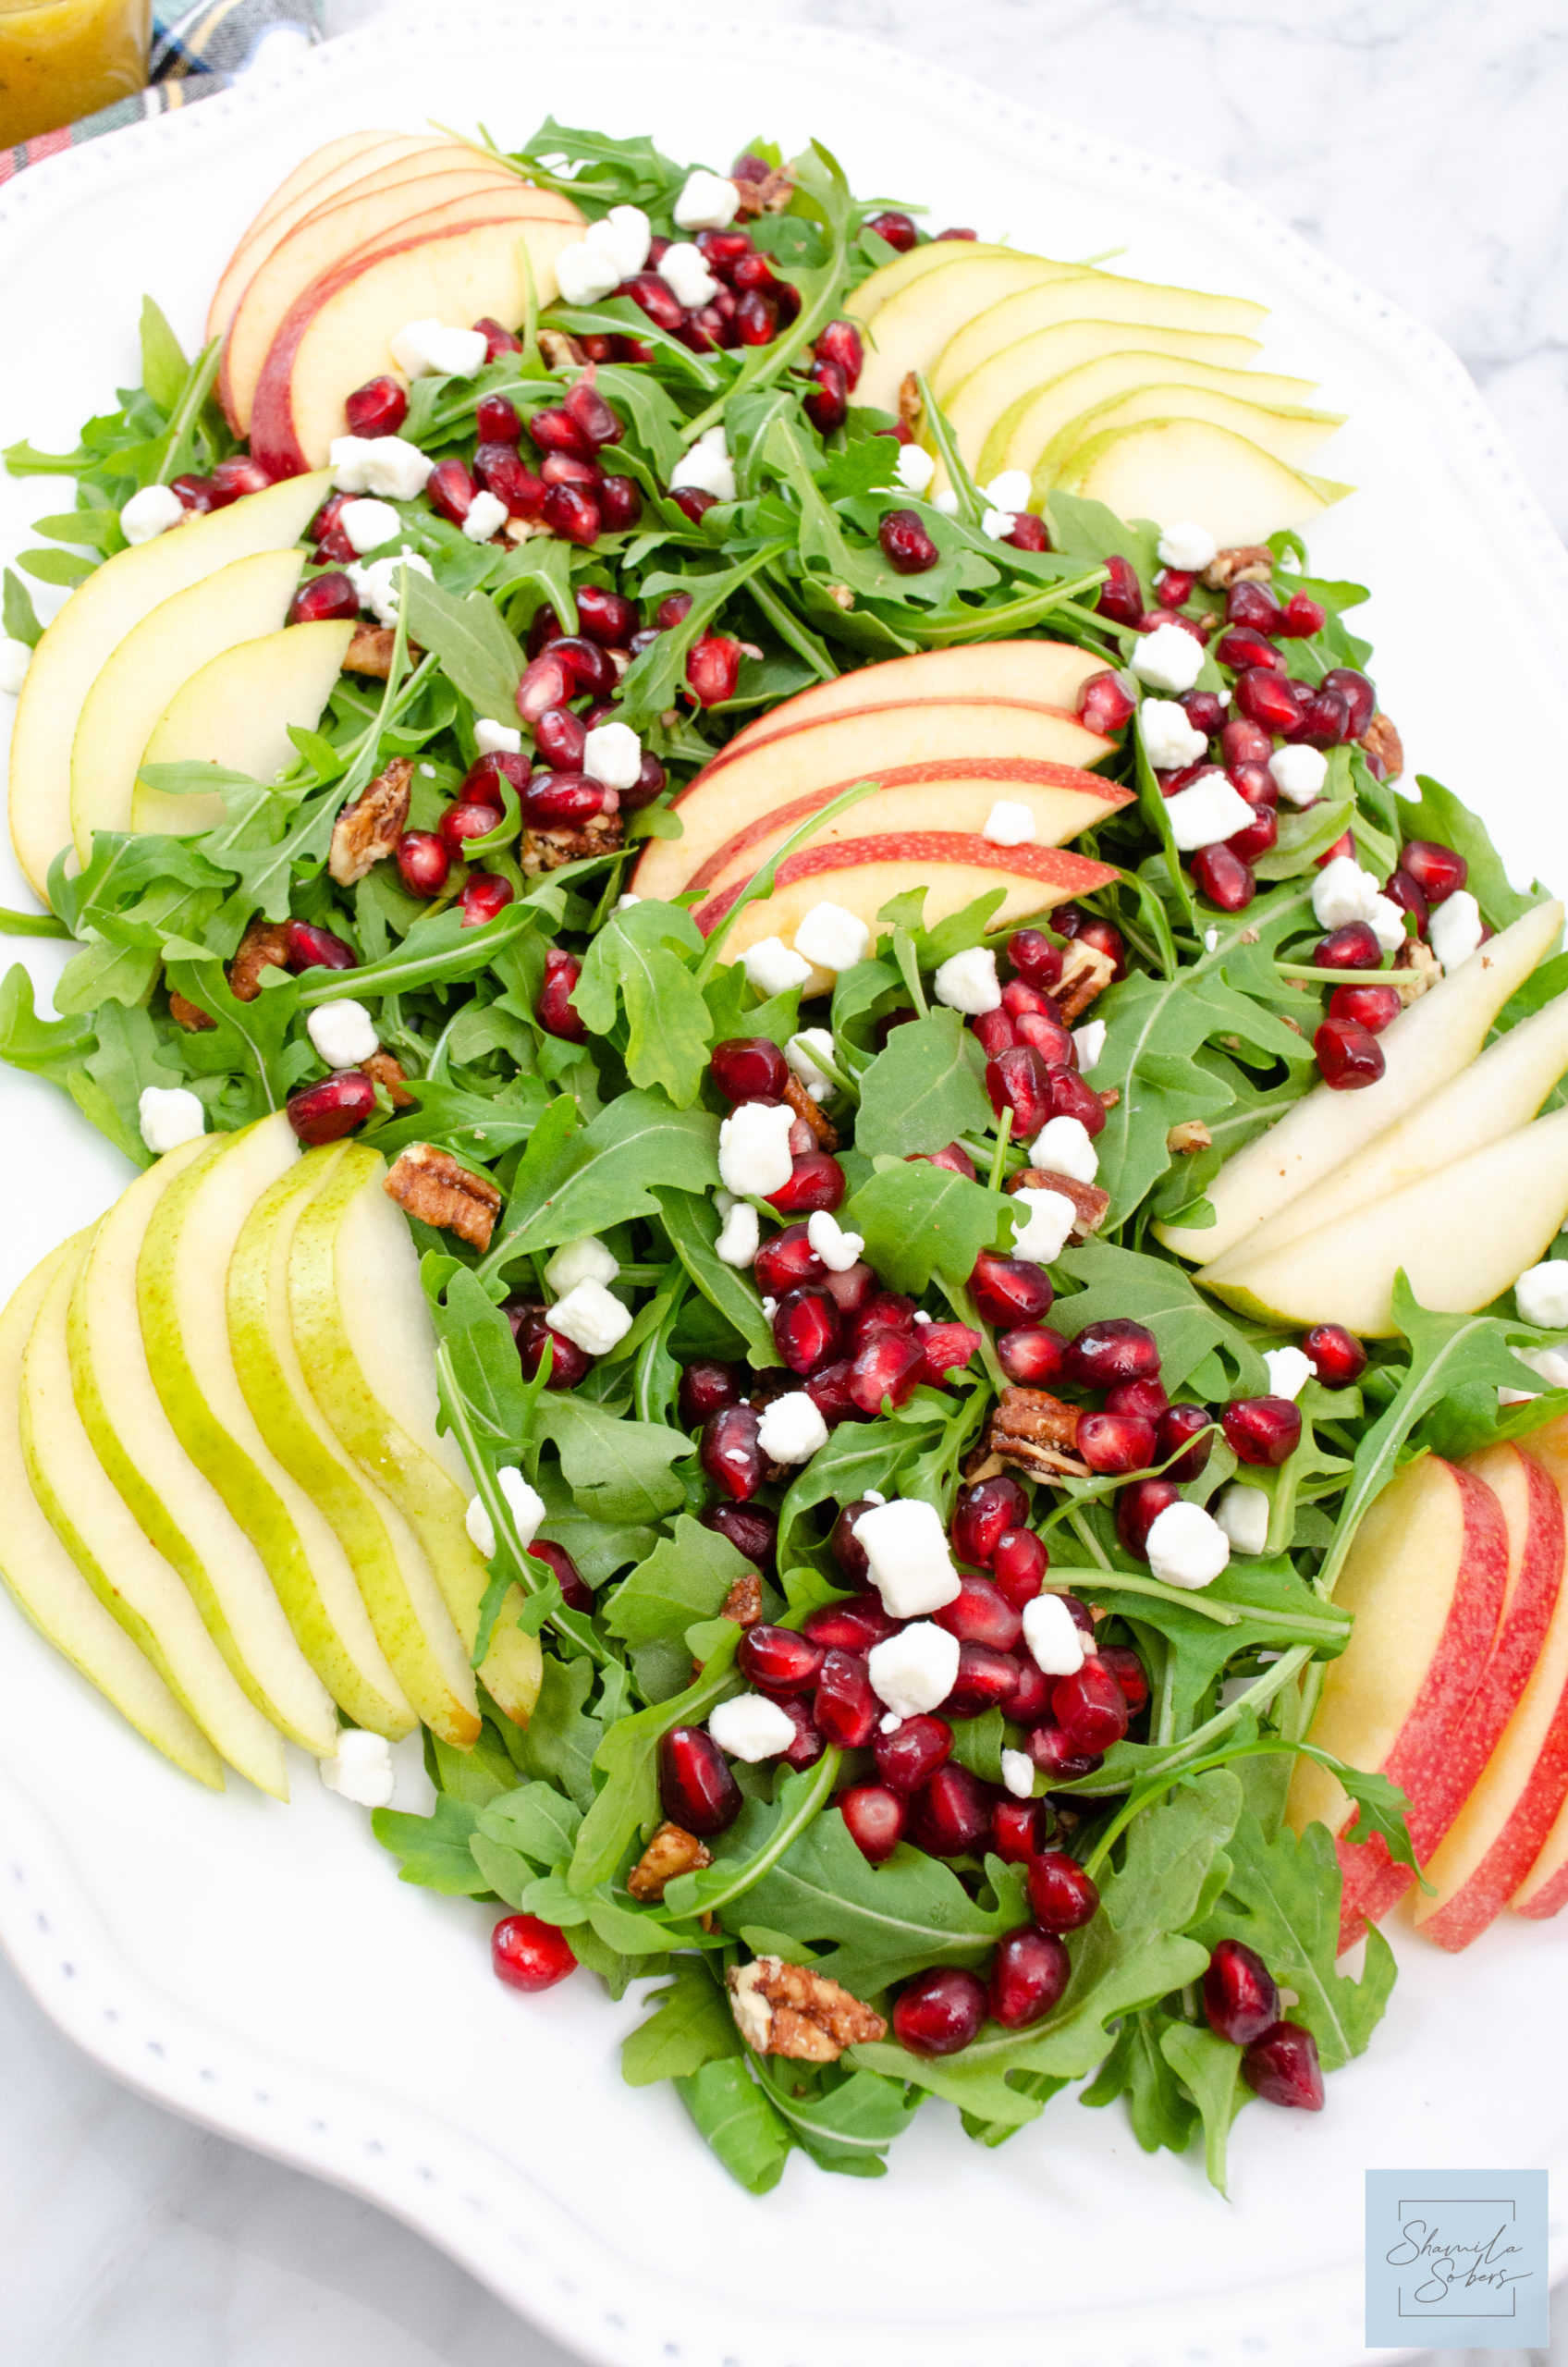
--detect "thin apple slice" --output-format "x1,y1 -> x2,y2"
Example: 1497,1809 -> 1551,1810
975,349 -> 1321,485
0,1241 -> 223,1788
854,253 -> 1096,415
1288,1454 -> 1507,1944
1054,419 -> 1350,540
696,835 -> 1121,996
230,1149 -> 481,1749
1207,1102 -> 1568,1336
1158,899 -> 1564,1266
689,761 -> 1133,897
1035,383 -> 1343,490
68,1141 -> 338,1756
250,206 -> 585,474
1204,984 -> 1568,1276
631,697 -> 1112,904
8,467 -> 330,905
1342,1442 -> 1562,1939
135,619 -> 355,835
931,272 -> 1268,403
206,132 -> 443,340
723,641 -> 1109,755
69,546 -> 306,860
139,1114 -> 415,1740
22,1233 -> 288,1797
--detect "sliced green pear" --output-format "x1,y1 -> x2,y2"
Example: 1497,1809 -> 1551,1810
22,1233 -> 287,1796
229,1148 -> 482,1749
8,468 -> 330,905
1158,899 -> 1565,1266
1204,987 -> 1568,1277
0,1241 -> 223,1788
1034,383 -> 1343,491
67,1140 -> 338,1756
855,253 -> 1096,414
70,546 -> 307,860
930,273 -> 1268,404
139,1113 -> 415,1739
480,1586 -> 545,1728
1053,419 -> 1350,540
845,239 -> 1042,325
134,618 -> 356,836
1207,1103 -> 1568,1336
975,348 -> 1320,484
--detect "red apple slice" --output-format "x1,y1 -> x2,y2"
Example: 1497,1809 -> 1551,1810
250,204 -> 584,474
1340,1442 -> 1562,1936
693,833 -> 1119,994
723,641 -> 1110,754
1507,1417 -> 1568,1922
631,698 -> 1112,903
687,759 -> 1133,896
206,132 -> 442,342
1286,1454 -> 1508,1949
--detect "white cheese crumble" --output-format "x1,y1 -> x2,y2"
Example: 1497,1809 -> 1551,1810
1139,698 -> 1207,772
932,487 -> 962,516
544,1236 -> 619,1295
582,720 -> 643,790
119,483 -> 186,544
1031,1114 -> 1098,1184
1214,1484 -> 1270,1556
1000,1748 -> 1035,1798
709,1692 -> 796,1761
330,435 -> 435,498
673,168 -> 741,230
1131,621 -> 1204,695
583,203 -> 651,279
338,497 -> 401,555
1429,889 -> 1484,971
895,443 -> 936,495
463,489 -> 508,543
714,1194 -> 760,1268
984,470 -> 1033,513
786,1028 -> 838,1101
807,1208 -> 864,1272
1022,1590 -> 1087,1675
1073,1020 -> 1107,1073
983,799 -> 1036,846
742,936 -> 812,995
389,318 -> 488,378
1311,854 -> 1404,950
1146,1500 -> 1231,1588
464,1465 -> 545,1562
554,240 -> 622,307
659,240 -> 721,309
305,999 -> 378,1069
0,636 -> 31,694
473,716 -> 523,756
546,1278 -> 632,1355
933,945 -> 1001,1014
756,1390 -> 829,1465
853,1498 -> 962,1619
793,901 -> 870,974
866,1621 -> 961,1719
718,1099 -> 796,1197
320,1727 -> 396,1808
1157,521 -> 1218,571
615,892 -> 642,913
1268,743 -> 1329,807
980,507 -> 1018,541
669,424 -> 736,504
347,547 -> 434,627
1010,1186 -> 1077,1265
1263,1345 -> 1315,1403
1516,1261 -> 1568,1329
138,1084 -> 205,1153
1501,1343 -> 1568,1403
1165,773 -> 1256,852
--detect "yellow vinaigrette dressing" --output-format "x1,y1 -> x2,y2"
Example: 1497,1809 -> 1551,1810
0,0 -> 148,148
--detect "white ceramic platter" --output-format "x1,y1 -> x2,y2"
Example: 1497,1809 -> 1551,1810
2,14 -> 1567,2365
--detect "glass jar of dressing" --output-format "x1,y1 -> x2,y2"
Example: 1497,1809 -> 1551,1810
0,0 -> 150,149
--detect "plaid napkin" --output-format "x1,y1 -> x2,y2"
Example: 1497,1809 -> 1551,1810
1,0 -> 323,182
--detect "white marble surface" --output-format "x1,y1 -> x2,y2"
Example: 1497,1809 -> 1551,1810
3,2 -> 1566,2361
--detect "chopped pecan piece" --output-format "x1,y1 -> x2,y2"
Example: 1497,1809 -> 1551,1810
1200,544 -> 1273,591
782,1073 -> 839,1150
330,759 -> 412,886
826,583 -> 856,611
342,625 -> 425,678
898,370 -> 922,432
732,163 -> 797,217
519,812 -> 625,876
1006,1166 -> 1109,1241
538,328 -> 587,369
360,1049 -> 416,1109
227,918 -> 291,1003
1098,1087 -> 1121,1110
383,1142 -> 503,1251
985,1385 -> 1090,1481
1166,1120 -> 1212,1155
168,988 -> 215,1033
1361,711 -> 1404,781
720,1573 -> 763,1627
727,1956 -> 886,2062
1393,938 -> 1441,995
627,1821 -> 711,1903
1055,938 -> 1117,1021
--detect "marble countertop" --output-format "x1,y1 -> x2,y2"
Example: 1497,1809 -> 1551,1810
4,3 -> 1565,2361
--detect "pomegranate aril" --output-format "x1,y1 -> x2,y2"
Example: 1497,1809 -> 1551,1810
1077,1412 -> 1156,1476
973,1007 -> 1016,1058
850,1327 -> 925,1416
1191,842 -> 1256,912
461,873 -> 514,928
1229,760 -> 1278,811
1223,1395 -> 1303,1466
815,317 -> 864,387
1067,1318 -> 1158,1390
476,445 -> 545,517
874,1713 -> 954,1794
671,486 -> 717,525
1096,553 -> 1144,627
440,800 -> 502,859
1296,688 -> 1352,747
1026,1720 -> 1102,1783
894,1966 -> 986,2055
920,1140 -> 980,1179
1313,922 -> 1383,972
516,650 -> 573,722
701,1403 -> 765,1502
805,1595 -> 894,1657
1053,1661 -> 1130,1755
879,508 -> 939,574
866,208 -> 918,251
951,1476 -> 1029,1567
1203,1935 -> 1280,2044
733,288 -> 778,345
935,1575 -> 1023,1651
997,1325 -> 1070,1387
1242,2020 -> 1325,2110
208,457 -> 274,506
536,947 -> 585,1041
679,1359 -> 741,1427
1044,1063 -> 1108,1136
1014,1007 -> 1074,1063
703,1503 -> 776,1572
597,478 -> 643,533
805,358 -> 850,435
1220,715 -> 1274,767
1277,592 -> 1326,638
1381,868 -> 1427,936
345,374 -> 408,436
1099,1646 -> 1150,1715
1117,1476 -> 1181,1560
1182,691 -> 1227,738
1003,512 -> 1050,553
840,1783 -> 906,1863
910,1763 -> 991,1856
687,633 -> 741,705
970,1251 -> 1053,1328
1226,809 -> 1279,875
533,705 -> 586,769
524,1538 -> 594,1613
814,1649 -> 877,1748
992,1796 -> 1043,1862
1400,839 -> 1466,904
739,1625 -> 825,1698
287,1072 -> 375,1146
288,570 -> 360,626
1304,1322 -> 1367,1389
530,405 -> 592,459
522,767 -> 612,827
562,374 -> 623,449
508,1302 -> 592,1389
541,451 -> 600,492
1329,982 -> 1402,1034
767,1153 -> 845,1214
947,1641 -> 1022,1718
1224,580 -> 1278,631
660,1726 -> 741,1837
285,919 -> 356,972
1316,1014 -> 1386,1089
1104,1378 -> 1170,1422
171,473 -> 214,512
396,830 -> 449,898
1317,665 -> 1373,736
476,392 -> 523,443
543,484 -> 600,544
990,1927 -> 1071,2029
1217,625 -> 1282,673
492,1912 -> 576,1993
1234,666 -> 1306,734
778,1695 -> 826,1769
572,584 -> 636,648
474,315 -> 522,360
753,1222 -> 827,1297
773,1287 -> 843,1375
1156,1401 -> 1213,1482
620,748 -> 666,810
709,1036 -> 788,1103
991,1527 -> 1049,1610
921,1320 -> 983,1386
1156,567 -> 1195,608
427,458 -> 476,524
461,751 -> 526,806
1027,1848 -> 1101,1932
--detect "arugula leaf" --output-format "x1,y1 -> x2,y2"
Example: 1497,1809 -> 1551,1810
845,1159 -> 1013,1296
1054,1236 -> 1268,1396
1159,2020 -> 1247,2195
677,2057 -> 793,2194
621,1955 -> 741,2085
371,1795 -> 490,1895
654,1184 -> 774,1368
1081,2009 -> 1198,2156
572,899 -> 713,1106
519,1653 -> 603,1810
1395,775 -> 1548,932
569,1626 -> 741,1892
399,570 -> 522,718
753,2058 -> 922,2177
853,1008 -> 992,1157
2,567 -> 43,647
600,1515 -> 753,1648
533,1393 -> 692,1524
482,1091 -> 721,1273
0,968 -> 94,1083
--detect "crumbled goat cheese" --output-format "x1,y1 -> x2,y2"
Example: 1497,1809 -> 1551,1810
807,1208 -> 864,1272
306,999 -> 378,1069
1430,889 -> 1484,971
668,425 -> 736,504
339,497 -> 400,555
347,548 -> 433,628
1204,926 -> 1220,951
615,891 -> 642,912
1031,1115 -> 1099,1183
983,799 -> 1036,846
896,443 -> 936,495
1516,1261 -> 1568,1330
583,203 -> 651,278
1073,1020 -> 1107,1073
0,637 -> 31,694
464,1465 -> 545,1561
1157,521 -> 1219,571
1000,1748 -> 1035,1798
463,489 -> 508,543
793,901 -> 870,973
1268,743 -> 1329,807
330,435 -> 435,498
320,1727 -> 396,1807
867,1622 -> 961,1719
932,487 -> 962,516
1263,1345 -> 1315,1402
1214,1484 -> 1270,1557
786,1028 -> 839,1101
1131,621 -> 1204,694
709,1692 -> 797,1761
714,1194 -> 760,1268
119,484 -> 186,543
741,936 -> 812,995
718,1099 -> 796,1197
984,470 -> 1032,513
658,240 -> 720,310
582,720 -> 643,790
980,507 -> 1017,541
673,168 -> 740,230
1139,697 -> 1207,771
544,1236 -> 619,1295
1147,1500 -> 1231,1588
1166,773 -> 1256,852
932,945 -> 1001,1014
1501,1343 -> 1568,1403
389,318 -> 488,378
1023,1591 -> 1088,1676
756,1391 -> 829,1466
546,1278 -> 633,1355
473,717 -> 522,756
554,239 -> 622,307
138,1085 -> 205,1153
852,1498 -> 962,1619
1311,855 -> 1404,950
1010,1187 -> 1077,1265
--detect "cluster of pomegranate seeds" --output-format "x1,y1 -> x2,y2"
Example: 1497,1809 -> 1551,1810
1203,1939 -> 1323,2106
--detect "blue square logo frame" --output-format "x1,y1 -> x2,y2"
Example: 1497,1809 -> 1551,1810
1366,2168 -> 1549,2347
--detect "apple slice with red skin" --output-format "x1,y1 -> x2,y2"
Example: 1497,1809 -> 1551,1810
632,698 -> 1112,903
1507,1417 -> 1568,1924
687,759 -> 1133,897
693,833 -> 1120,995
251,202 -> 584,474
206,131 -> 442,342
1286,1454 -> 1508,1951
723,640 -> 1111,755
1339,1442 -> 1562,1939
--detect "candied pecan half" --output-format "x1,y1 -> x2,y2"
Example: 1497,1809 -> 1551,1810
1166,1120 -> 1212,1155
782,1073 -> 839,1151
1006,1167 -> 1109,1241
1361,711 -> 1404,781
1393,938 -> 1441,996
1055,938 -> 1116,1021
168,988 -> 215,1033
227,918 -> 291,1004
538,328 -> 587,369
342,625 -> 425,678
898,370 -> 922,431
732,164 -> 797,217
383,1143 -> 503,1251
627,1821 -> 712,1903
330,758 -> 412,886
720,1572 -> 763,1627
360,1049 -> 416,1109
984,1386 -> 1089,1481
727,1956 -> 887,2063
519,812 -> 625,876
1200,544 -> 1273,591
